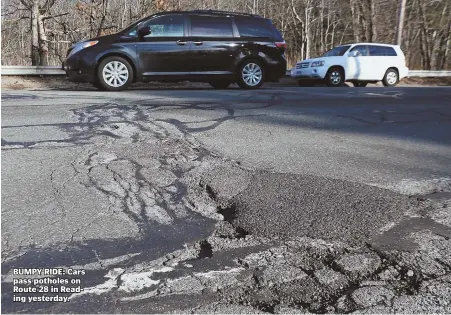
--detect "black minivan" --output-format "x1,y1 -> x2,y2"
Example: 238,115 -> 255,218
63,10 -> 287,91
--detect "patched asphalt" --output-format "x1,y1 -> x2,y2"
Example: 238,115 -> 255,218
232,171 -> 410,245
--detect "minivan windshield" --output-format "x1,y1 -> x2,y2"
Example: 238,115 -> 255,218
321,45 -> 351,57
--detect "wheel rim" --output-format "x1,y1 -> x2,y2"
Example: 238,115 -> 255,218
386,71 -> 397,85
242,63 -> 262,86
102,61 -> 129,88
330,71 -> 341,85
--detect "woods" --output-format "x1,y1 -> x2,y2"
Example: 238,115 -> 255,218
1,0 -> 450,69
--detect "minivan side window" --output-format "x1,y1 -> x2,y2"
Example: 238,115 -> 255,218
235,17 -> 274,38
369,45 -> 397,56
190,15 -> 233,37
129,15 -> 184,37
350,45 -> 369,56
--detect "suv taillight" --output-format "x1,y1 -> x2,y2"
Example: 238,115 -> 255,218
275,41 -> 286,49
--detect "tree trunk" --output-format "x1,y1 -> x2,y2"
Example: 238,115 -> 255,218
349,0 -> 361,42
31,0 -> 40,65
38,15 -> 49,66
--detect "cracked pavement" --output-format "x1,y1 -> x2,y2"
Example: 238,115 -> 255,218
1,86 -> 451,313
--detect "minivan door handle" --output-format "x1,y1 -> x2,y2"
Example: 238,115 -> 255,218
193,41 -> 203,45
176,40 -> 187,45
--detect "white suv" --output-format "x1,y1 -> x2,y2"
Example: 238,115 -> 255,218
291,43 -> 409,87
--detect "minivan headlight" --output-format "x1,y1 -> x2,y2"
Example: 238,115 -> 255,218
68,41 -> 98,57
311,60 -> 325,67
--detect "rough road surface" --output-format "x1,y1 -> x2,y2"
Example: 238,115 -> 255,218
2,85 -> 451,313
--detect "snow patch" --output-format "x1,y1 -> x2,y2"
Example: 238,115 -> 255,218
118,266 -> 173,293
379,178 -> 451,195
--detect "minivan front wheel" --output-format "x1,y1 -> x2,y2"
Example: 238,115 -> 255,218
237,60 -> 264,89
97,56 -> 133,91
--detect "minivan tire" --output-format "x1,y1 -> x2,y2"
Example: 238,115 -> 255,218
237,60 -> 265,89
92,81 -> 106,91
382,68 -> 399,87
325,67 -> 345,87
96,56 -> 133,91
209,81 -> 230,89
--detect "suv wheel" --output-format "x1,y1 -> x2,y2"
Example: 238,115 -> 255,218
325,67 -> 344,87
382,68 -> 398,87
237,60 -> 264,89
209,81 -> 230,89
97,56 -> 133,91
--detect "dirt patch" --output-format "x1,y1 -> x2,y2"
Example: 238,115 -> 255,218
400,76 -> 451,86
2,75 -> 450,91
1,75 -> 217,91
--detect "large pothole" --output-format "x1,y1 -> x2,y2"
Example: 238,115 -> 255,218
230,171 -> 410,245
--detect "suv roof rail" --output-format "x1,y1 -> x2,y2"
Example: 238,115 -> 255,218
191,9 -> 261,18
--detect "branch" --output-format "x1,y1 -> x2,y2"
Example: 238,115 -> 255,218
2,16 -> 30,23
41,12 -> 69,21
18,0 -> 32,9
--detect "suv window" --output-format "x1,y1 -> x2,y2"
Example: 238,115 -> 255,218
235,17 -> 275,38
321,45 -> 351,57
129,15 -> 184,37
190,15 -> 233,37
350,45 -> 369,56
369,45 -> 397,56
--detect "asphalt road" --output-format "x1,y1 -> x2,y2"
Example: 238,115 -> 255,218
2,85 -> 451,313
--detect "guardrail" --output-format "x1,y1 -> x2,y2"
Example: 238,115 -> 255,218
1,66 -> 65,75
2,66 -> 451,77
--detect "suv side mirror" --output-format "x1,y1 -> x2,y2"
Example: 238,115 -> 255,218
137,26 -> 151,39
348,51 -> 359,57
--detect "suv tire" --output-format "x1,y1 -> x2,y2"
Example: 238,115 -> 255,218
325,67 -> 345,87
237,60 -> 265,89
96,56 -> 133,91
209,81 -> 230,89
382,68 -> 399,87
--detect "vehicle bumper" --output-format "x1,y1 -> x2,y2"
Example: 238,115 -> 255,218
399,66 -> 409,79
266,61 -> 288,82
63,55 -> 95,83
290,67 -> 327,80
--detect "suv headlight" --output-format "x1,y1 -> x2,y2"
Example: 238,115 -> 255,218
68,41 -> 98,57
311,60 -> 325,67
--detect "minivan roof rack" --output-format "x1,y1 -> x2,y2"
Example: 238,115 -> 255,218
191,9 -> 261,18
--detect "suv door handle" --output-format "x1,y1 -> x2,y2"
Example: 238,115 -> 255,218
193,41 -> 203,45
176,40 -> 187,45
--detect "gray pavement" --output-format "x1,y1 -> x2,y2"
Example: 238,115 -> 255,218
1,85 -> 451,313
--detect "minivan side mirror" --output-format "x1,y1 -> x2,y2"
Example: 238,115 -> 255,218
137,26 -> 151,39
348,51 -> 359,57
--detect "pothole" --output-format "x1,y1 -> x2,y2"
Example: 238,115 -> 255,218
230,171 -> 410,246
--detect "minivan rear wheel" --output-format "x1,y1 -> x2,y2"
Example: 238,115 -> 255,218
237,60 -> 264,89
209,81 -> 230,89
96,56 -> 133,91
